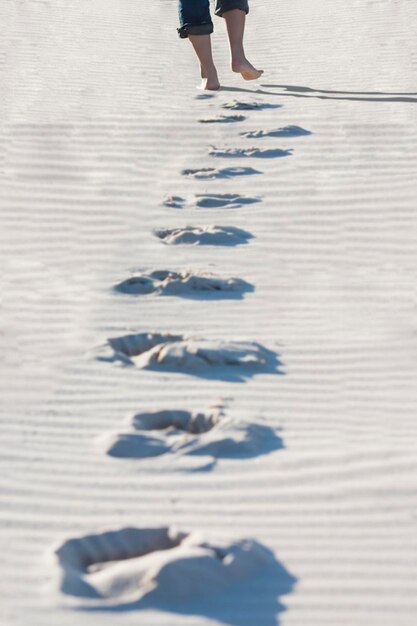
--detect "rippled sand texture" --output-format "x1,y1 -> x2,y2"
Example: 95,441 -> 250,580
1,0 -> 417,625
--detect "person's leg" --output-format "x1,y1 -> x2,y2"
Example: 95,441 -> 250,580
215,1 -> 263,80
178,0 -> 220,90
189,35 -> 220,91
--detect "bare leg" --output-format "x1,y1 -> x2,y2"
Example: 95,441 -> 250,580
223,9 -> 263,80
189,35 -> 220,90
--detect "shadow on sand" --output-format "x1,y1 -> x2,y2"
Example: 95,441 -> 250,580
80,556 -> 297,626
113,272 -> 255,301
261,83 -> 417,103
219,84 -> 417,103
102,422 -> 284,469
153,225 -> 255,247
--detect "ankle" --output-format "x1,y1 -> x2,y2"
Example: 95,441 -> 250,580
203,64 -> 218,77
231,57 -> 246,71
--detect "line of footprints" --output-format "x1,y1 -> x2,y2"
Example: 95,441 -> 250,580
53,98 -> 311,618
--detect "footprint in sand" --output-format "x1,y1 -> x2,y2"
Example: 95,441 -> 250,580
163,193 -> 261,210
153,225 -> 253,246
113,270 -> 254,300
199,114 -> 246,124
53,526 -> 293,610
97,406 -> 283,463
181,166 -> 262,180
95,332 -> 280,380
181,167 -> 216,178
209,146 -> 292,159
222,100 -> 282,111
241,125 -> 312,139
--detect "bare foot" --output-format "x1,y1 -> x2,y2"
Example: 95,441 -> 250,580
232,59 -> 263,81
199,64 -> 220,91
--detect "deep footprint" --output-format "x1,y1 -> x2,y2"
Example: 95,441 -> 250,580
222,100 -> 282,111
181,166 -> 262,179
53,526 -> 286,608
99,407 -> 283,462
199,114 -> 246,124
113,270 -> 254,299
153,225 -> 253,246
163,193 -> 261,210
209,146 -> 292,159
95,332 -> 280,380
241,125 -> 312,139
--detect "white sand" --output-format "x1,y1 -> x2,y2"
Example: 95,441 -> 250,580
1,0 -> 417,624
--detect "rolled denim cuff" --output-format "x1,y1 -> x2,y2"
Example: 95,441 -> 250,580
215,0 -> 249,18
177,22 -> 214,39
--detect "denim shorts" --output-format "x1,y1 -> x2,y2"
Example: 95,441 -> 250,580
178,0 -> 250,39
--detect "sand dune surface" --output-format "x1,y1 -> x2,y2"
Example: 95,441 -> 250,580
1,0 -> 417,625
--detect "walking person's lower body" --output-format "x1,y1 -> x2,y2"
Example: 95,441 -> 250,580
177,1 -> 263,90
